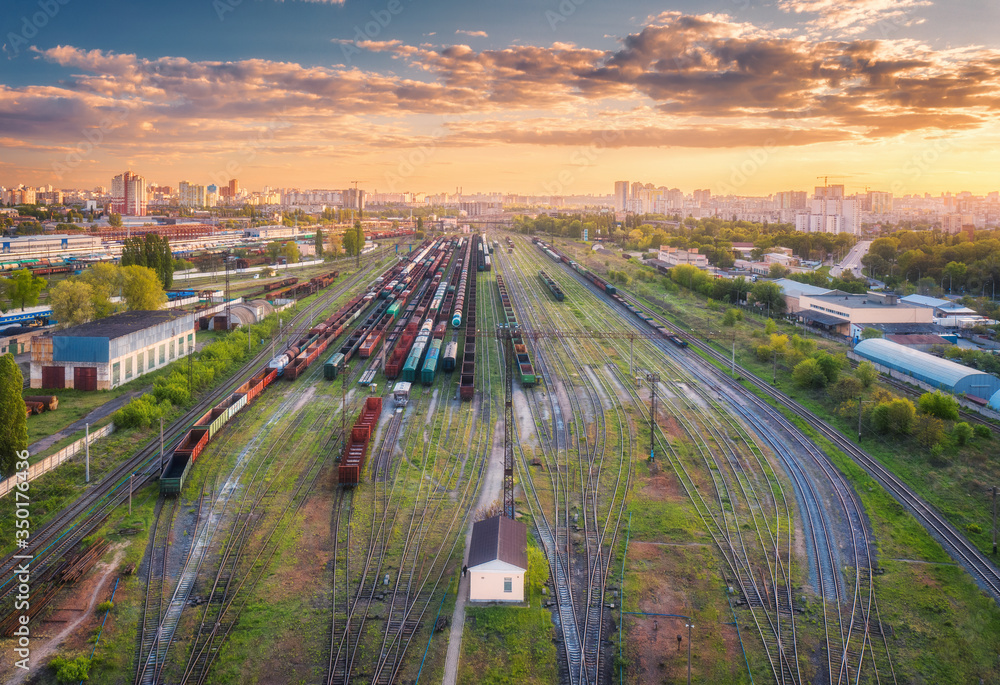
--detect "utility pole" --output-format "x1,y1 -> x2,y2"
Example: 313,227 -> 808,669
858,397 -> 864,441
644,372 -> 660,461
993,486 -> 997,555
772,349 -> 778,385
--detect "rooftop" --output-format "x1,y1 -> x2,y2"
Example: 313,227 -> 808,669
901,294 -> 951,309
773,278 -> 835,299
53,310 -> 190,340
807,292 -> 912,309
468,515 -> 527,570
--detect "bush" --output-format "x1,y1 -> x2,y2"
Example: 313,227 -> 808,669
50,655 -> 91,683
96,600 -> 113,614
918,391 -> 960,421
929,443 -> 950,467
872,398 -> 916,435
756,344 -> 774,363
813,351 -> 844,384
113,394 -> 171,429
855,361 -> 879,388
953,422 -> 974,446
793,358 -> 828,388
830,376 -> 863,403
916,416 -> 946,448
974,424 -> 992,440
722,308 -> 743,326
764,318 -> 778,335
152,370 -> 191,406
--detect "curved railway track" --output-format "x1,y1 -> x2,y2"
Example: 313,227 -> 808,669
514,234 -> 898,684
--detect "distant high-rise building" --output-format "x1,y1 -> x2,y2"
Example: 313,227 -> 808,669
693,189 -> 711,205
613,181 -> 629,211
110,171 -> 147,216
814,184 -> 845,199
178,181 -> 206,207
775,191 -> 807,210
343,187 -> 366,211
866,191 -> 893,214
228,178 -> 239,198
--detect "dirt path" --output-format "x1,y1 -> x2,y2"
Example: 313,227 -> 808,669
28,390 -> 146,456
10,548 -> 124,685
441,398 -> 508,685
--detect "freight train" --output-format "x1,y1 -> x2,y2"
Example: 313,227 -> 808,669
532,239 -> 617,295
161,367 -> 277,493
339,396 -> 383,486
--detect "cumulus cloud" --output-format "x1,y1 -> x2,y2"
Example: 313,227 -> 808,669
6,11 -> 1000,173
455,30 -> 488,38
777,0 -> 932,36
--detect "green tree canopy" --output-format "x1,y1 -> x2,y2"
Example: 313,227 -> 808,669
0,354 -> 28,476
121,265 -> 167,311
121,233 -> 174,289
314,228 -> 324,257
3,269 -> 47,311
49,280 -> 95,327
280,241 -> 300,264
108,212 -> 122,227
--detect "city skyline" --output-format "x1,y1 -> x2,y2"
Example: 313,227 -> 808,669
3,0 -> 1000,194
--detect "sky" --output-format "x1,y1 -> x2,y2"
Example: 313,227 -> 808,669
2,0 -> 1000,196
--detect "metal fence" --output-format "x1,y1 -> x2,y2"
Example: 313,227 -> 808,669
0,423 -> 116,499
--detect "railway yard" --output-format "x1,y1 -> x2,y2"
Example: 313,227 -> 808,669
3,233 -> 1000,684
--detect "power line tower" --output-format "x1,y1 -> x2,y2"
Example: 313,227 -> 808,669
499,324 -> 516,520
640,371 -> 660,461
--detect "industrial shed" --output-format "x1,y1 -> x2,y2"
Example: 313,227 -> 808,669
990,388 -> 1000,412
30,310 -> 195,390
854,338 -> 1000,400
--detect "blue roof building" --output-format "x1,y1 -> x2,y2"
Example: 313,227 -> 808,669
854,338 -> 1000,400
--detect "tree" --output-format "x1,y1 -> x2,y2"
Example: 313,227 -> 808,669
722,308 -> 742,326
830,376 -> 863,403
918,391 -> 960,421
327,233 -> 343,257
793,358 -> 828,388
751,281 -> 785,315
121,234 -> 173,289
872,398 -> 916,435
0,354 -> 28,476
916,416 -> 946,448
343,228 -> 360,257
354,221 -> 365,254
81,263 -> 123,318
526,545 -> 549,591
49,280 -> 95,327
813,351 -> 844,384
4,269 -> 47,311
121,265 -> 166,311
108,212 -> 122,227
49,654 -> 92,684
416,216 -> 423,231
953,422 -> 974,446
265,241 -> 282,262
314,228 -> 324,257
855,361 -> 879,388
280,241 -> 300,264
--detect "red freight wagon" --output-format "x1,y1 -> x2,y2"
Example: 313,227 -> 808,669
174,427 -> 210,462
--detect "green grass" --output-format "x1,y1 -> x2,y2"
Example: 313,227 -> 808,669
458,585 -> 557,685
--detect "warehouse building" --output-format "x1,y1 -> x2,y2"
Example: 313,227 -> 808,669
796,291 -> 932,336
989,388 -> 1000,412
854,338 -> 1000,400
31,310 -> 196,390
467,515 -> 527,603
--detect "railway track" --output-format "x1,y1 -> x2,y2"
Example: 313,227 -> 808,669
499,243 -> 632,685
325,243 -> 503,684
517,234 -> 897,683
0,252 -> 391,629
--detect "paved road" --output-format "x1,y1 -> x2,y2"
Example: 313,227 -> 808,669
830,240 -> 871,278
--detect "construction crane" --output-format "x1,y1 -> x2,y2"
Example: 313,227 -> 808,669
816,175 -> 851,189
